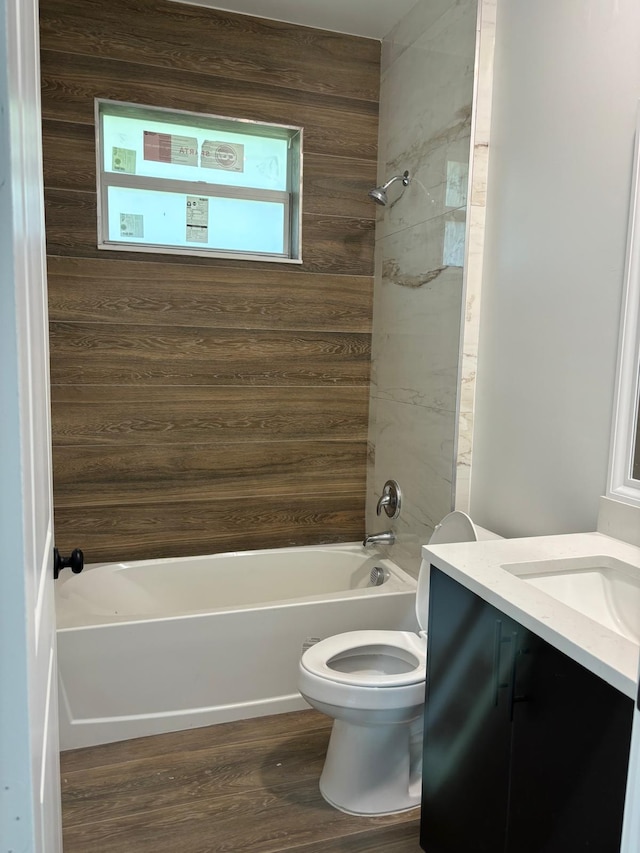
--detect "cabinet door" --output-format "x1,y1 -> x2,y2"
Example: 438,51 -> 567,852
507,630 -> 634,853
420,568 -> 520,853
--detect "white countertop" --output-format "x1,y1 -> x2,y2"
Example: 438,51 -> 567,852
422,531 -> 640,699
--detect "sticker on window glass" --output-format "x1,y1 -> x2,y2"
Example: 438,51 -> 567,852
120,213 -> 144,239
442,219 -> 465,267
445,161 -> 468,208
112,147 -> 136,174
186,196 -> 209,243
201,140 -> 244,172
143,131 -> 198,167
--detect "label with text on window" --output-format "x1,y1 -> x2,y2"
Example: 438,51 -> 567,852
112,147 -> 136,174
186,196 -> 209,243
143,131 -> 198,167
120,213 -> 144,238
201,140 -> 244,172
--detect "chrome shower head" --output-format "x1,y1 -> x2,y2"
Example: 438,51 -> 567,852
368,170 -> 411,206
368,186 -> 388,205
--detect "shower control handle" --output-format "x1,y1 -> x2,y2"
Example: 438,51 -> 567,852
376,479 -> 402,519
53,547 -> 84,580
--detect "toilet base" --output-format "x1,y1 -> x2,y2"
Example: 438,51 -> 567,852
318,717 -> 422,816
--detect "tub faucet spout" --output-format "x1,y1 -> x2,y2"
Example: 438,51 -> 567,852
363,531 -> 395,547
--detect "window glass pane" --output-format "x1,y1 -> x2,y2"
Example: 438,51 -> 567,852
107,186 -> 285,255
103,113 -> 289,191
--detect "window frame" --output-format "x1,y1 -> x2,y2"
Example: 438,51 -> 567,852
95,99 -> 303,263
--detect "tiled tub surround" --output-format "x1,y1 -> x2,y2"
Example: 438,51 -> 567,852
367,0 -> 478,576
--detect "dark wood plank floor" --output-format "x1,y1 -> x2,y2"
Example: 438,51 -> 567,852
60,709 -> 422,852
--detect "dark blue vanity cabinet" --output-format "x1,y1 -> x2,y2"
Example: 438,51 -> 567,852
420,567 -> 634,853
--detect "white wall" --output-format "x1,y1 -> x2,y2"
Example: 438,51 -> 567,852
470,0 -> 640,536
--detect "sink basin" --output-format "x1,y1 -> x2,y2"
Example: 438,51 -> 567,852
502,555 -> 640,643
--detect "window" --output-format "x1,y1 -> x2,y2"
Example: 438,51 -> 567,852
96,100 -> 302,262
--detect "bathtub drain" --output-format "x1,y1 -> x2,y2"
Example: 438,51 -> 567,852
369,566 -> 388,586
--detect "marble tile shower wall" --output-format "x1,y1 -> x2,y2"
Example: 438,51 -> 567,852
367,0 -> 478,575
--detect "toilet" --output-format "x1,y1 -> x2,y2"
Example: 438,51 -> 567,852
297,511 -> 501,816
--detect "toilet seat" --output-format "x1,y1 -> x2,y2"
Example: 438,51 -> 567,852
301,630 -> 426,688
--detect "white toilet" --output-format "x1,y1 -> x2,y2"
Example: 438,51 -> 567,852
297,511 -> 500,816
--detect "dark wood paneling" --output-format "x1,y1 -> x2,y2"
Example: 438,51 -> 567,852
40,49 -> 378,160
44,188 -> 375,275
50,322 -> 371,385
42,120 -> 96,192
41,0 -> 380,102
53,493 -> 366,563
42,0 -> 378,561
302,214 -> 375,275
304,153 -> 378,219
53,441 -> 366,507
50,386 -> 369,445
60,711 -> 420,853
47,257 -> 373,332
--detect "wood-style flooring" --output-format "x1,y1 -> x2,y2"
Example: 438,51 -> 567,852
60,709 -> 422,853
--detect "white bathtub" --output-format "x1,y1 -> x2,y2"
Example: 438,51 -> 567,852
56,543 -> 418,750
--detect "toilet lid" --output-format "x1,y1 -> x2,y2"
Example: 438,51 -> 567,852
428,510 -> 478,545
300,630 -> 426,687
415,511 -> 481,630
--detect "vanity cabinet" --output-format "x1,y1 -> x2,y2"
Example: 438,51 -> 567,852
420,567 -> 634,853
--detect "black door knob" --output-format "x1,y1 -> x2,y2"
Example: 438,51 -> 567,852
53,547 -> 84,580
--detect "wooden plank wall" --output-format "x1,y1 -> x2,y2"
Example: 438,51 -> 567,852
40,0 -> 379,563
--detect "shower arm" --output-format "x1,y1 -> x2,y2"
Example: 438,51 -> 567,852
368,170 -> 411,206
379,171 -> 410,192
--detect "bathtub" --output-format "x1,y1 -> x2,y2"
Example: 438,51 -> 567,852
56,543 -> 418,750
